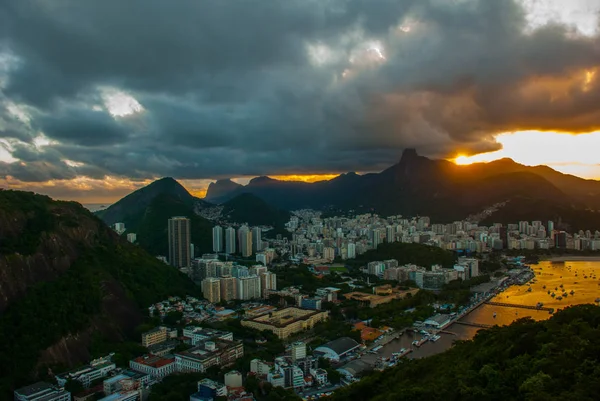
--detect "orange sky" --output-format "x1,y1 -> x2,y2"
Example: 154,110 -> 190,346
453,130 -> 600,179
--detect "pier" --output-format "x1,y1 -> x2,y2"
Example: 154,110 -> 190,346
485,301 -> 554,313
454,321 -> 493,329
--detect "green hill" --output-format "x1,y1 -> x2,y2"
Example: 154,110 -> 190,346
134,192 -> 214,257
332,304 -> 600,401
347,242 -> 457,269
95,177 -> 214,257
222,193 -> 291,229
0,190 -> 200,397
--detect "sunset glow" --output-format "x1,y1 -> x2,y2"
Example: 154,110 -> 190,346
452,130 -> 600,179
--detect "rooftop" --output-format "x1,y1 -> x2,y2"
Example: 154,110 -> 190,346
132,355 -> 175,368
316,337 -> 360,356
14,382 -> 53,397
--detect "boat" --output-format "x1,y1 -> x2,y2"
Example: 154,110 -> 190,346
542,285 -> 546,289
430,335 -> 441,342
493,312 -> 497,318
556,296 -> 563,300
372,345 -> 383,353
412,340 -> 419,346
551,293 -> 556,297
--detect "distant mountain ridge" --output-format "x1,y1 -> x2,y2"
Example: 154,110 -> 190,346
205,179 -> 243,202
203,149 -> 600,230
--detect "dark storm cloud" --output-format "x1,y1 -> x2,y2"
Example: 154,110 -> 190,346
1,0 -> 600,187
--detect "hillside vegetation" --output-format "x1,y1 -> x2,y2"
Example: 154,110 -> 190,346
332,304 -> 600,401
0,190 -> 200,397
347,242 -> 457,269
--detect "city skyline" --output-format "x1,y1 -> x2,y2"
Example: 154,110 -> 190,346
2,1 -> 600,203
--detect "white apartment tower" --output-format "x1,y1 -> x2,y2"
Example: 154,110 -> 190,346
237,275 -> 261,300
212,225 -> 223,253
225,227 -> 236,254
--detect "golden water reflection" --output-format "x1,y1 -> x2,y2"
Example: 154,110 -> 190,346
463,260 -> 600,327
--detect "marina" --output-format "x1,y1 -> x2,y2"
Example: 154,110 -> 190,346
358,260 -> 600,364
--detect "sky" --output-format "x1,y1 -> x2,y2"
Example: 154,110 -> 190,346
1,0 -> 600,203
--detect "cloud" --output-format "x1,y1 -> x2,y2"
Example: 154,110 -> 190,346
0,0 -> 599,200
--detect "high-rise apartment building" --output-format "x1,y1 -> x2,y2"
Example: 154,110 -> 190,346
219,275 -> 238,301
252,227 -> 262,253
386,226 -> 395,243
201,278 -> 221,303
347,243 -> 356,259
168,217 -> 191,268
238,226 -> 253,257
225,227 -> 236,254
237,275 -> 261,300
212,226 -> 223,253
260,271 -> 277,298
323,247 -> 335,261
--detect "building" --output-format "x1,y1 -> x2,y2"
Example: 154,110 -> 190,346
315,287 -> 340,302
250,359 -> 272,376
301,297 -> 322,310
386,226 -> 395,242
14,382 -> 71,401
314,337 -> 361,362
237,275 -> 261,300
182,327 -> 234,346
310,368 -> 328,386
219,275 -> 238,301
195,378 -> 228,400
126,233 -> 136,243
113,223 -> 125,235
168,217 -> 191,268
213,226 -> 223,253
238,225 -> 253,257
252,227 -> 262,253
260,271 -> 277,298
201,277 -> 222,303
256,252 -> 267,266
241,307 -> 329,339
141,327 -> 167,347
424,314 -> 452,329
224,370 -> 243,388
175,339 -> 244,373
347,243 -> 356,259
129,355 -> 176,379
103,371 -> 150,395
323,247 -> 335,262
224,227 -> 237,254
56,355 -> 116,388
290,342 -> 306,362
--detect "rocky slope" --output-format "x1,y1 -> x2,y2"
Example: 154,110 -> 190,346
0,189 -> 199,396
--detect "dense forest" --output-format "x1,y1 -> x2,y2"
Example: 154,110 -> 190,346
347,242 -> 457,269
0,190 -> 200,397
331,304 -> 600,401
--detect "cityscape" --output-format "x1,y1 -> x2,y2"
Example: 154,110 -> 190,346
13,207 -> 600,401
2,1 -> 600,400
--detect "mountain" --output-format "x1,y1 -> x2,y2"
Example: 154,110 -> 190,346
221,193 -> 291,228
96,177 -> 214,257
199,149 -> 600,230
332,304 -> 600,401
96,177 -> 199,225
0,189 -> 200,397
205,179 -> 243,202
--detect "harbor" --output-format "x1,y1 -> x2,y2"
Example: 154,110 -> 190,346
355,260 -> 600,366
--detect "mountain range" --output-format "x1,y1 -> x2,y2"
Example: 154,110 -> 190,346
204,149 -> 600,231
97,149 -> 600,249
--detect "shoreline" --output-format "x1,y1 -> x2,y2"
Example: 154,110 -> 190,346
540,256 -> 600,262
